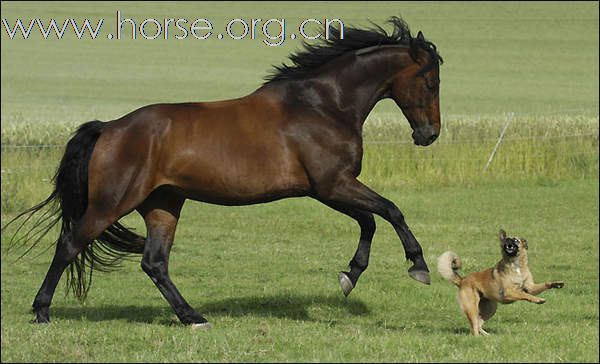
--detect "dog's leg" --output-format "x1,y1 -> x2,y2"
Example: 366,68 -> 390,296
478,298 -> 497,336
458,287 -> 481,336
478,325 -> 490,336
479,298 -> 498,321
524,281 -> 564,295
502,288 -> 546,304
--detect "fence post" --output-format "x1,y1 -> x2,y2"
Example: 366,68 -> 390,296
483,112 -> 514,172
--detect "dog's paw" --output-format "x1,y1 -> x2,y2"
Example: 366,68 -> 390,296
549,281 -> 564,289
535,298 -> 546,304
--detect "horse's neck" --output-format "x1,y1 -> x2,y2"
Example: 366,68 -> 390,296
262,47 -> 409,132
309,48 -> 409,127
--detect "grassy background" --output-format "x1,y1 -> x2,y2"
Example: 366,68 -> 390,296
1,182 -> 598,362
1,1 -> 598,121
1,1 -> 598,362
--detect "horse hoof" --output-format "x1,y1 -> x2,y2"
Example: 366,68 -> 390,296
191,322 -> 212,330
408,269 -> 430,285
339,272 -> 354,296
31,318 -> 50,324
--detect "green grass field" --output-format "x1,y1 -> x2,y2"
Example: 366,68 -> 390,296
1,181 -> 598,362
1,1 -> 598,362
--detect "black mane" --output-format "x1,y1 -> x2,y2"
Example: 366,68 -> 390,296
264,16 -> 442,84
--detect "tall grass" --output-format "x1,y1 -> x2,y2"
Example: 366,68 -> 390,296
1,113 -> 598,214
362,113 -> 599,189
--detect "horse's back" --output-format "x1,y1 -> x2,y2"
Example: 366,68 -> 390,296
88,95 -> 311,206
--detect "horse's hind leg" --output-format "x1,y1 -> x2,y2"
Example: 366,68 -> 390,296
32,232 -> 83,323
321,201 -> 375,296
137,190 -> 210,328
32,210 -> 115,323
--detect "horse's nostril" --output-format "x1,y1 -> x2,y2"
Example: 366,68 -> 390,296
428,133 -> 439,143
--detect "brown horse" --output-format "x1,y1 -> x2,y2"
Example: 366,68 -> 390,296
5,16 -> 442,328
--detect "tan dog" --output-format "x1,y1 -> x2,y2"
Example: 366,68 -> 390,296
437,229 -> 564,336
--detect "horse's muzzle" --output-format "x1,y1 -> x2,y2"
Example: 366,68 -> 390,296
412,129 -> 439,146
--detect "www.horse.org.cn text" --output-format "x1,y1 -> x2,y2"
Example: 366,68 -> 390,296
1,11 -> 346,46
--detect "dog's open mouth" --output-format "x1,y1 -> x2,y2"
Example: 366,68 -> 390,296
503,242 -> 519,257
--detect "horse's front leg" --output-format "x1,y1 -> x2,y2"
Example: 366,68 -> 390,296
314,175 -> 430,285
319,201 -> 376,296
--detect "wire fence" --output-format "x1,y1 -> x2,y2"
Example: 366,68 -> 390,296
1,111 -> 598,174
1,132 -> 597,149
1,144 -> 63,149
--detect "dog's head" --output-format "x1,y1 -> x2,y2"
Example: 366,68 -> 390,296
499,229 -> 528,259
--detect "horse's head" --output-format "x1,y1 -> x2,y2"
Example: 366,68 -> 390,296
389,31 -> 442,146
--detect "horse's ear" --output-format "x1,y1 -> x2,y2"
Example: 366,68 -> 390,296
408,37 -> 419,62
409,31 -> 426,62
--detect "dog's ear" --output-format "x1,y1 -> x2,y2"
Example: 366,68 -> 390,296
521,239 -> 528,250
499,229 -> 507,242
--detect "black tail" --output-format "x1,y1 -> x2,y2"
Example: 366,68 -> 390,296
2,120 -> 146,301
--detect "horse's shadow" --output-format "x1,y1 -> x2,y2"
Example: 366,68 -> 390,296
51,293 -> 370,325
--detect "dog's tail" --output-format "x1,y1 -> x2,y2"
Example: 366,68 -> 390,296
437,251 -> 463,287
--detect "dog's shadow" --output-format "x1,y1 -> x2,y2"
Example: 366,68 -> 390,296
50,293 -> 370,325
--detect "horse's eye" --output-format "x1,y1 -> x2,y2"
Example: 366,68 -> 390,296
424,77 -> 439,91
